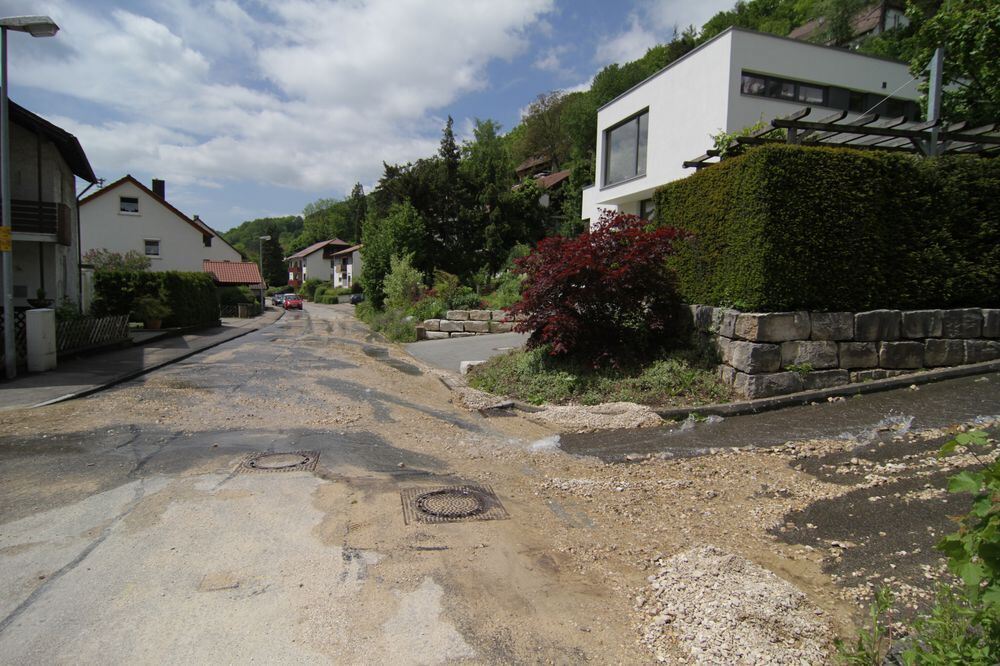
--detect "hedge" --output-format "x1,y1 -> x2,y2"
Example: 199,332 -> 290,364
92,271 -> 221,327
654,144 -> 1000,311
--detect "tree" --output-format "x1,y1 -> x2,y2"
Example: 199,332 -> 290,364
260,223 -> 287,287
347,182 -> 367,243
82,249 -> 151,272
512,91 -> 571,167
360,201 -> 428,307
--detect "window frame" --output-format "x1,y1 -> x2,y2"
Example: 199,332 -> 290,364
741,71 -> 828,107
119,196 -> 140,215
144,239 -> 161,257
602,108 -> 649,188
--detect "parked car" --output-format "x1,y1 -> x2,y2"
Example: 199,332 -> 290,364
283,294 -> 303,310
350,293 -> 365,305
272,293 -> 286,307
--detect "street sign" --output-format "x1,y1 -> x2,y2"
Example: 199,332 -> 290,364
0,227 -> 10,252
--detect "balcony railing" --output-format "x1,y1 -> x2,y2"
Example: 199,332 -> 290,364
0,199 -> 72,245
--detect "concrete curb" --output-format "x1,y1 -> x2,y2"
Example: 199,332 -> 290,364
30,311 -> 284,408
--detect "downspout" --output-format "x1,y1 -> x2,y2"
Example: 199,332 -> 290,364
76,178 -> 100,313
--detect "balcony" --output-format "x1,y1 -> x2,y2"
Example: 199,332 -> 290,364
1,199 -> 72,245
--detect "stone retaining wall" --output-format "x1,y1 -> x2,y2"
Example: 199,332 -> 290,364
417,310 -> 516,339
689,305 -> 1000,399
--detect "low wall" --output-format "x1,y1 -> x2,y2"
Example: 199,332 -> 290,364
689,305 -> 1000,399
417,310 -> 516,340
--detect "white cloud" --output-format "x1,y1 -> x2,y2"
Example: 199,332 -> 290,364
8,0 -> 556,198
533,45 -> 570,73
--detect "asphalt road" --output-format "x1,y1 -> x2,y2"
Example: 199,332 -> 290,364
405,331 -> 529,373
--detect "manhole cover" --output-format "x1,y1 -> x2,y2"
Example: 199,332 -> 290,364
401,485 -> 509,524
240,450 -> 319,473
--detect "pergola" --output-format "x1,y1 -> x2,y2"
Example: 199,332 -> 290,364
684,107 -> 1000,170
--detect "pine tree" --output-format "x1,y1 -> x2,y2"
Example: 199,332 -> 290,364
347,182 -> 367,243
260,223 -> 287,287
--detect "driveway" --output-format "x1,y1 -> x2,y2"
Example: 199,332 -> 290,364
405,331 -> 528,373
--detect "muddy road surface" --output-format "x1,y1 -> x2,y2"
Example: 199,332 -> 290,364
0,302 -> 996,664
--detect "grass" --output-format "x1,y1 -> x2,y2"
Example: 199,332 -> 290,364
354,302 -> 418,342
467,345 -> 731,407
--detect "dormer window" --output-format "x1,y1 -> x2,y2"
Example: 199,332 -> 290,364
203,234 -> 212,247
120,196 -> 139,214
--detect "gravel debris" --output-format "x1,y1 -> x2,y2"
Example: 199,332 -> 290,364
638,545 -> 833,664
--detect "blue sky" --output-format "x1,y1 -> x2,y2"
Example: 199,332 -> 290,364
4,0 -> 732,232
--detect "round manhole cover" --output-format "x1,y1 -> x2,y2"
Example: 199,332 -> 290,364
243,451 -> 316,471
415,488 -> 486,518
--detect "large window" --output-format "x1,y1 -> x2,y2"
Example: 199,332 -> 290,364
741,70 -> 918,119
741,72 -> 828,106
604,109 -> 648,186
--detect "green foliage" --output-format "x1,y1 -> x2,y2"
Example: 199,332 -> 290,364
361,201 -> 428,307
511,92 -> 572,168
904,585 -> 1000,665
259,224 -> 287,287
482,271 -> 524,309
655,144 -> 1000,311
299,278 -> 325,300
835,587 -> 896,665
383,254 -> 425,311
467,346 -> 729,407
82,248 -> 152,272
217,285 -> 255,306
354,302 -> 418,343
131,294 -> 172,322
222,215 -> 303,260
92,271 -> 218,327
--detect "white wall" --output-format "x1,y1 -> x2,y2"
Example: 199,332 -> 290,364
81,181 -> 241,272
302,250 -> 333,283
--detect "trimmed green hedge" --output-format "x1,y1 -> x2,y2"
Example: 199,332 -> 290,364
92,271 -> 220,327
655,144 -> 1000,311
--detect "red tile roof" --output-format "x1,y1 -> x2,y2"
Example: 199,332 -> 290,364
202,260 -> 264,287
535,170 -> 571,189
286,238 -> 350,260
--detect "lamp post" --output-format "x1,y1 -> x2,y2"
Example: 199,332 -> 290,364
1,15 -> 59,379
258,235 -> 270,309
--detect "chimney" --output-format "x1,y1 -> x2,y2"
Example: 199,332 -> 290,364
193,214 -> 201,222
152,178 -> 165,199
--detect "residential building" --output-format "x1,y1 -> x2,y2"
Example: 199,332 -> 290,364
79,175 -> 242,272
330,244 -> 363,289
286,238 -> 352,287
2,100 -> 98,308
581,27 -> 920,226
788,1 -> 909,47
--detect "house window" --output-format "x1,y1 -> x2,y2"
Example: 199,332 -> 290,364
639,199 -> 656,222
203,234 -> 212,248
741,72 -> 827,106
604,109 -> 648,186
144,239 -> 160,256
120,196 -> 139,214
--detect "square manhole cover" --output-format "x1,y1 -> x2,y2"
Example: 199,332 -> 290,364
401,485 -> 509,524
239,450 -> 319,473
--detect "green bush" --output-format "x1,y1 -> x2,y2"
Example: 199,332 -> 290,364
482,271 -> 524,309
92,271 -> 219,327
354,301 -> 417,342
384,254 -> 424,311
655,145 -> 1000,310
407,296 -> 446,321
218,285 -> 255,306
299,278 -> 325,300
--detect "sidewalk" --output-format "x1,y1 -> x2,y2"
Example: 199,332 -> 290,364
0,308 -> 283,411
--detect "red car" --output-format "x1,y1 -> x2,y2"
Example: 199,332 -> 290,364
283,294 -> 303,310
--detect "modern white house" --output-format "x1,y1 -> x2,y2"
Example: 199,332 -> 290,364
330,244 -> 363,289
286,238 -> 352,287
581,26 -> 921,225
79,175 -> 242,272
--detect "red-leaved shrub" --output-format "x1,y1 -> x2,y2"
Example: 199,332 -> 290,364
506,211 -> 686,366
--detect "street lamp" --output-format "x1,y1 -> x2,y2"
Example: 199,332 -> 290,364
258,235 -> 271,309
1,15 -> 59,379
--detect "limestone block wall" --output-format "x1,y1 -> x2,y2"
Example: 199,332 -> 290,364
417,310 -> 516,339
689,305 -> 1000,400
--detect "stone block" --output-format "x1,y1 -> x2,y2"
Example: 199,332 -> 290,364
728,341 -> 781,374
714,308 -> 739,338
714,336 -> 734,365
439,320 -> 465,332
838,342 -> 878,369
810,312 -> 854,341
490,310 -> 507,322
965,340 -> 1000,364
942,308 -> 982,338
425,331 -> 450,340
733,371 -> 803,399
855,310 -> 900,341
879,341 -> 924,369
693,305 -> 715,332
981,309 -> 1000,338
415,325 -> 427,341
901,310 -> 943,339
801,369 -> 850,391
468,310 -> 491,321
423,319 -> 441,331
734,312 -> 810,342
489,321 -> 514,333
717,364 -> 737,386
924,339 -> 964,367
463,321 -> 490,333
460,360 -> 486,375
446,310 -> 470,321
780,340 -> 838,369
850,369 -> 889,383
450,332 -> 476,338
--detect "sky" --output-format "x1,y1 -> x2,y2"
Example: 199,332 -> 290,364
4,0 -> 733,232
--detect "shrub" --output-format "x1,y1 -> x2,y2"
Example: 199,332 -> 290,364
92,271 -> 219,327
483,271 -> 524,309
655,144 -> 1000,310
407,296 -> 446,321
299,278 -> 325,300
354,301 -> 417,342
507,211 -> 686,366
83,248 -> 151,272
383,253 -> 424,311
218,285 -> 255,306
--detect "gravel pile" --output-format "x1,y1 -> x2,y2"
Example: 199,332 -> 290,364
637,546 -> 832,664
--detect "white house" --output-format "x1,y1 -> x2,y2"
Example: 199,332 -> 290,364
330,244 -> 363,289
80,175 -> 242,272
286,238 -> 352,287
3,100 -> 98,309
581,27 -> 921,225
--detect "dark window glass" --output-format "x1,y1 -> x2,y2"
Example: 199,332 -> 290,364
798,84 -> 825,104
120,197 -> 139,213
766,79 -> 795,99
640,198 -> 656,222
604,110 -> 648,186
144,240 -> 160,256
885,98 -> 906,117
849,91 -> 866,113
203,234 -> 212,247
741,74 -> 766,96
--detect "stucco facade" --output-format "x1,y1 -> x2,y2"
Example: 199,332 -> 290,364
286,239 -> 352,287
80,176 -> 241,273
331,245 -> 362,289
581,27 -> 920,225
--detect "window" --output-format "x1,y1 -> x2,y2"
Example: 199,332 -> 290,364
144,239 -> 160,256
741,72 -> 827,106
203,234 -> 212,248
798,84 -> 825,104
120,196 -> 139,214
639,199 -> 656,222
604,109 -> 648,186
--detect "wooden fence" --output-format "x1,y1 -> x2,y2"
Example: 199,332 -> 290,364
56,315 -> 130,354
